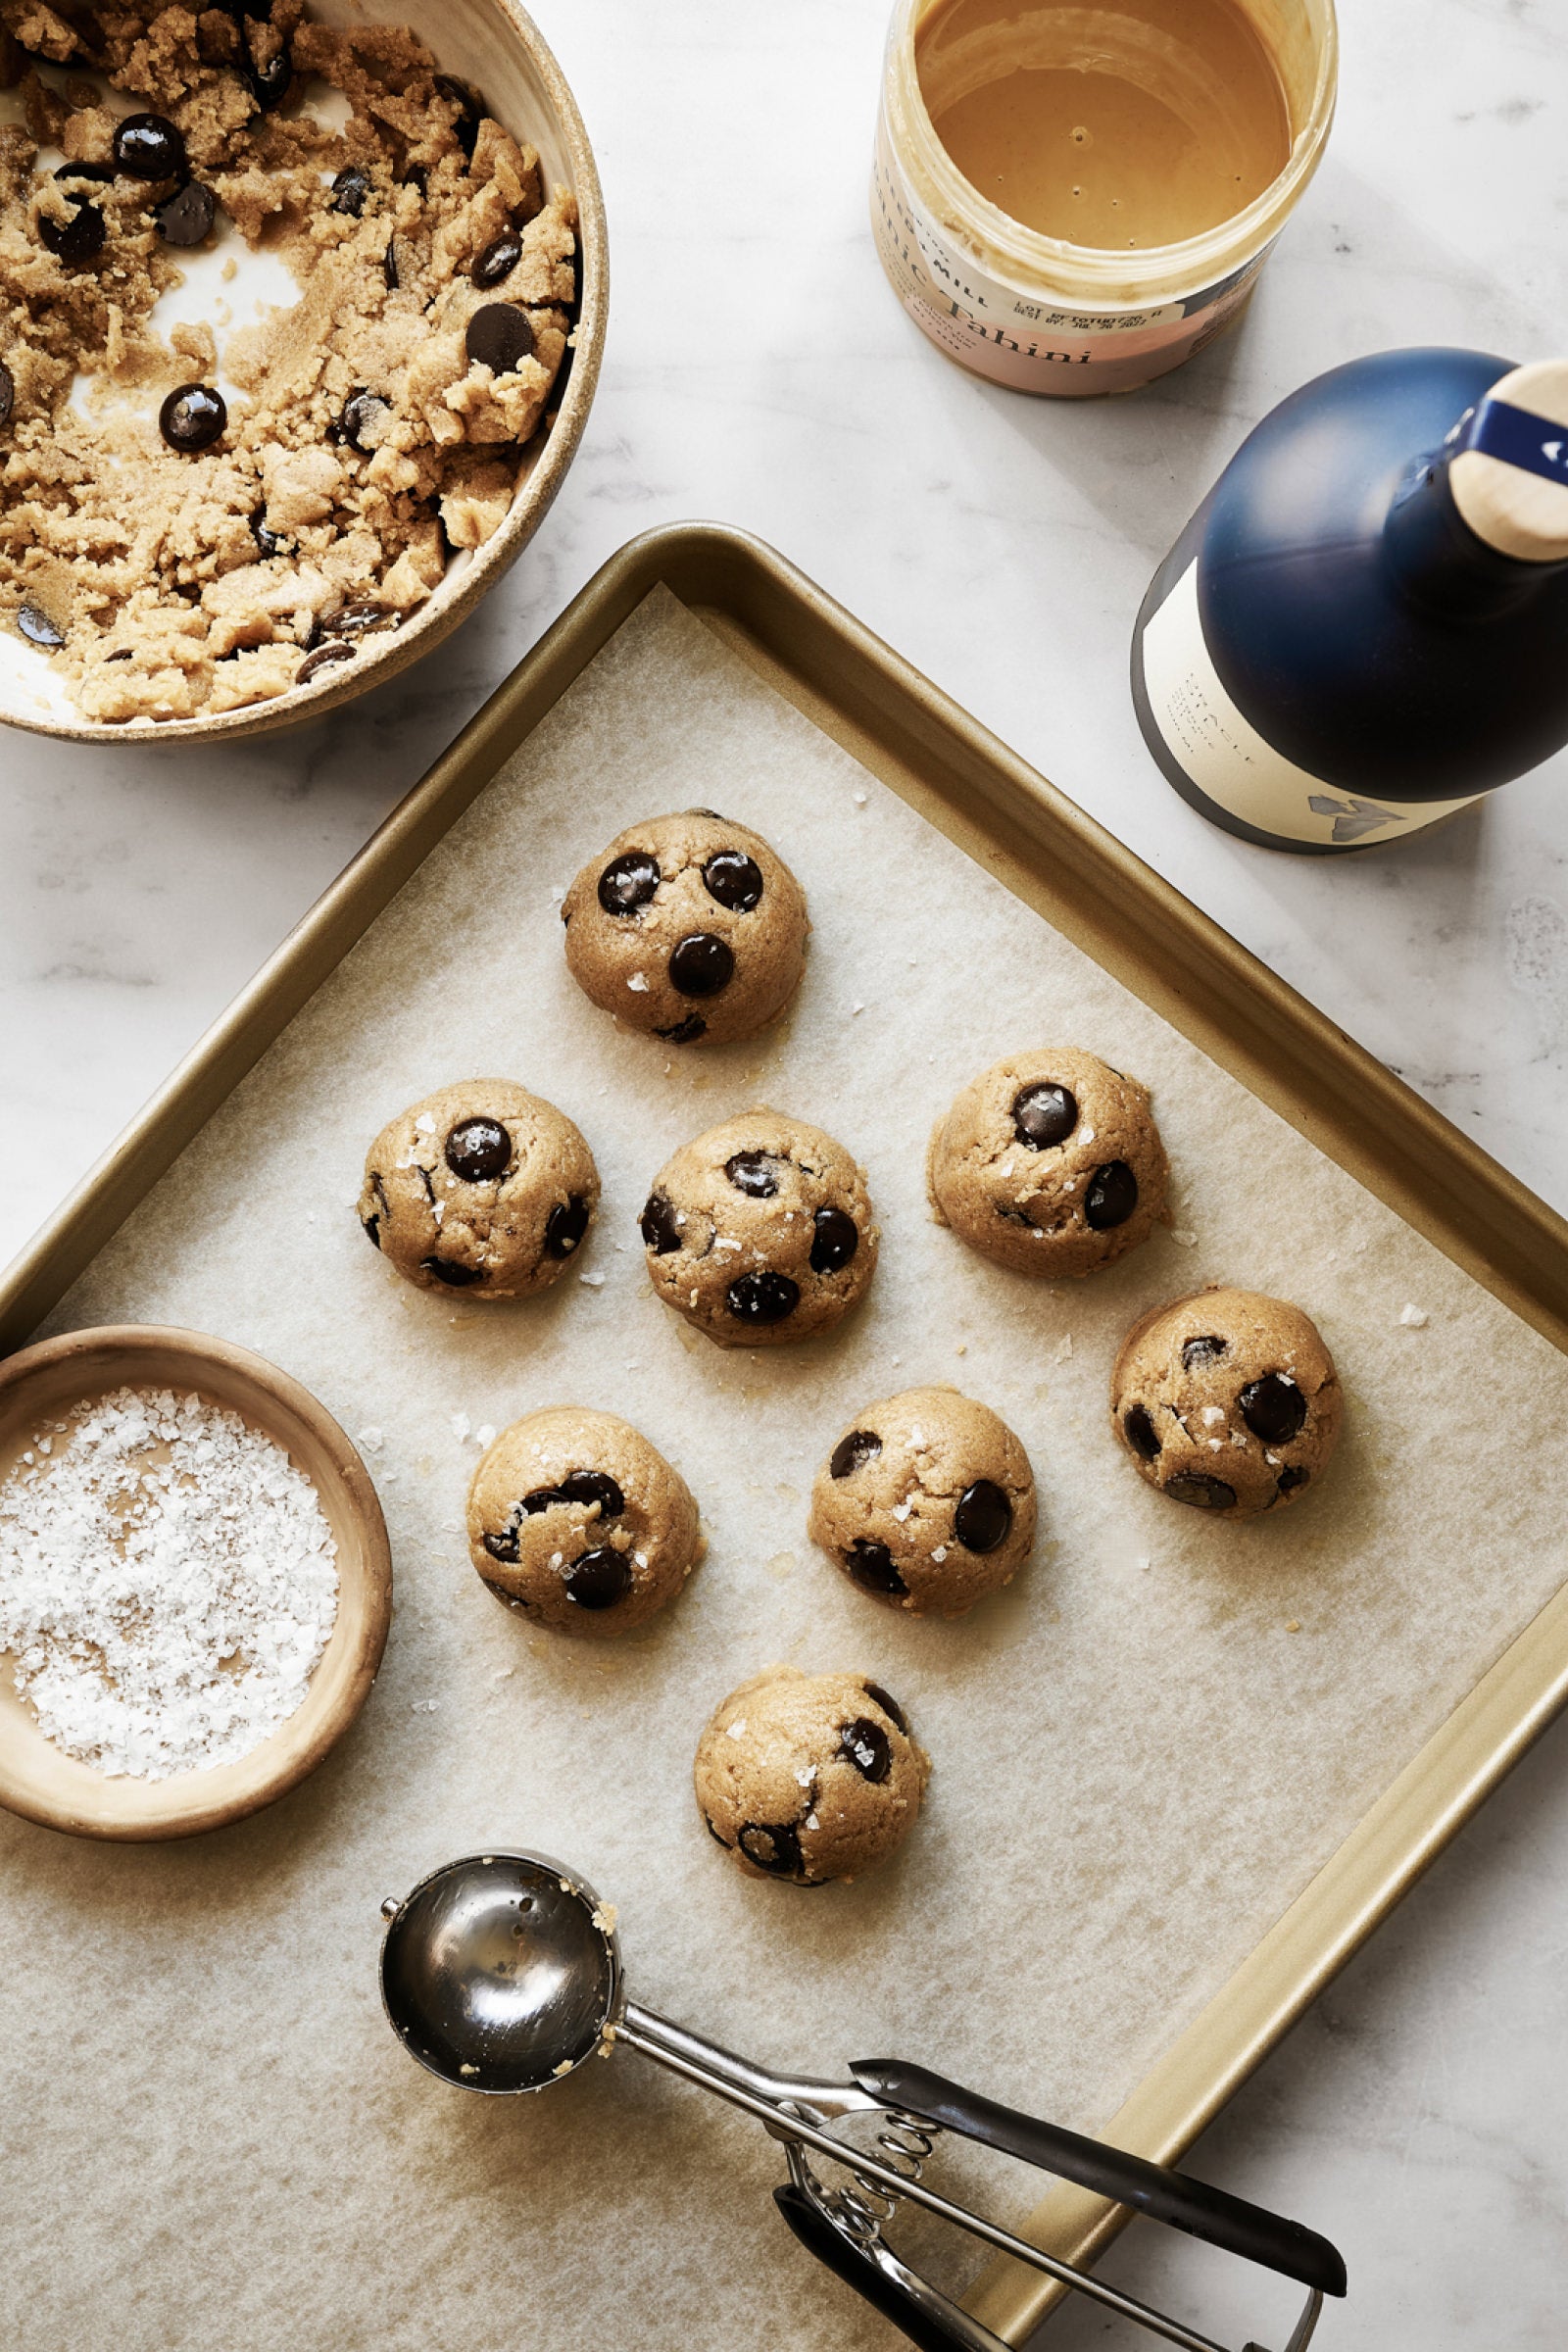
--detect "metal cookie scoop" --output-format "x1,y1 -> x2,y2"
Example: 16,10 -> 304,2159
378,1850 -> 1346,2352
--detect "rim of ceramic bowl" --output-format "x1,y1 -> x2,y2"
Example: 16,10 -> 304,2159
0,1324 -> 393,1839
2,0 -> 608,748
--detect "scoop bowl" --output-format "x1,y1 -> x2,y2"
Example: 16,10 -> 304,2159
379,1849 -> 622,2092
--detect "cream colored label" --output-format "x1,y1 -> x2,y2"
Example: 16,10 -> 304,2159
1141,563 -> 1481,847
871,101 -> 1267,396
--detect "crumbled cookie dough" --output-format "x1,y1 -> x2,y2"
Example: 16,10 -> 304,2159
0,1 -> 577,722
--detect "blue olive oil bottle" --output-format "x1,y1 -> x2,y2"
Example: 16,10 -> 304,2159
1131,351 -> 1568,851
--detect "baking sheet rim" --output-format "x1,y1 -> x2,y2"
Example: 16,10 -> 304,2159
4,520 -> 1567,2343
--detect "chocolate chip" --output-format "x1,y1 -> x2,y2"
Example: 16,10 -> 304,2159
640,1192 -> 681,1253
809,1206 -> 858,1274
330,165 -> 370,217
445,1115 -> 511,1182
839,1717 -> 892,1783
336,388 -> 391,453
159,382 -> 226,453
846,1539 -> 907,1595
251,507 -> 291,558
519,1488 -> 561,1516
154,179 -> 217,247
725,1270 -> 799,1325
0,360 -> 12,428
114,113 -> 187,180
240,28 -> 292,113
704,1814 -> 730,1848
687,807 -> 726,819
544,1194 -> 591,1257
1012,1083 -> 1077,1150
382,236 -> 399,291
668,933 -> 734,997
830,1430 -> 882,1479
703,851 -> 763,911
564,1547 -> 631,1609
333,599 -> 399,637
1239,1375 -> 1306,1445
1085,1160 -> 1138,1230
598,852 -> 660,913
725,1150 -> 778,1199
471,232 -> 521,288
1164,1474 -> 1237,1510
296,641 -> 356,683
401,163 -> 429,197
655,1015 -> 707,1043
55,162 -> 116,183
1182,1336 -> 1227,1370
481,1523 -> 520,1565
104,649 -> 133,662
419,1254 -> 483,1287
38,190 -> 105,267
557,1470 -> 624,1519
360,1171 -> 389,1251
433,74 -> 484,160
955,1478 -> 1012,1552
17,605 -> 64,650
479,1576 -> 532,1612
862,1682 -> 908,1735
737,1822 -> 805,1878
1275,1465 -> 1310,1497
1123,1404 -> 1160,1460
465,302 -> 534,375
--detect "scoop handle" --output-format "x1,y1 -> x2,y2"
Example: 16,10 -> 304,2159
850,2059 -> 1347,2300
772,2184 -> 1010,2352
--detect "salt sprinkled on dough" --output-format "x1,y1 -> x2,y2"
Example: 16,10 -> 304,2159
1398,1304 -> 1429,1328
0,1385 -> 337,1780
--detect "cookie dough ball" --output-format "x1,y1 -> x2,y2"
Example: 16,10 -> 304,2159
640,1109 -> 877,1348
359,1080 -> 599,1298
694,1668 -> 929,1886
467,1407 -> 703,1636
928,1049 -> 1168,1279
561,809 -> 808,1046
1111,1287 -> 1342,1519
808,1387 -> 1036,1617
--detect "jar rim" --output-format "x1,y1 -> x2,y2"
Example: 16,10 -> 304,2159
885,0 -> 1340,309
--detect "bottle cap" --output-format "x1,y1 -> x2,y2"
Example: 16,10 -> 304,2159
1449,362 -> 1568,563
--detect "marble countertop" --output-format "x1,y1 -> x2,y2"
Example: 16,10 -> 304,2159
3,0 -> 1565,2342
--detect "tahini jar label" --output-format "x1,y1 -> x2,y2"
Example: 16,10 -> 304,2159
872,102 -> 1269,396
1141,564 -> 1481,847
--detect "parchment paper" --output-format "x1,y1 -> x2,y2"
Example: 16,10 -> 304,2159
5,588 -> 1567,2352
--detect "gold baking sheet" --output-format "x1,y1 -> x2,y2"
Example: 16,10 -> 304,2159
2,527 -> 1567,2352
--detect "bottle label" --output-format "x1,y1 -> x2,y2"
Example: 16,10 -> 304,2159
1453,395 -> 1568,486
1140,563 -> 1482,847
871,103 -> 1269,396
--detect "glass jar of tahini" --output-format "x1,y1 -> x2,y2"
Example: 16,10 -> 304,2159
872,0 -> 1338,396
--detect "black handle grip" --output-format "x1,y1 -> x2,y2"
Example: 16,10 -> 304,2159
774,2184 -> 1002,2352
850,2059 -> 1347,2300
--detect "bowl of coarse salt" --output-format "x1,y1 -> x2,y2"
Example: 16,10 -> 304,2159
0,1326 -> 391,1840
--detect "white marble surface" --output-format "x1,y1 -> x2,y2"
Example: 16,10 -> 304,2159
2,0 -> 1565,2343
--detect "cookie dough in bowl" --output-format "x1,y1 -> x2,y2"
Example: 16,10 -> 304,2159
1111,1286 -> 1343,1519
694,1667 -> 928,1886
562,810 -> 808,1046
928,1048 -> 1169,1278
0,0 -> 605,741
359,1078 -> 598,1297
808,1385 -> 1036,1617
467,1406 -> 702,1636
639,1108 -> 877,1347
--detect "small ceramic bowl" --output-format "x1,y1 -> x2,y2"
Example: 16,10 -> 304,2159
0,1326 -> 392,1840
0,0 -> 606,746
